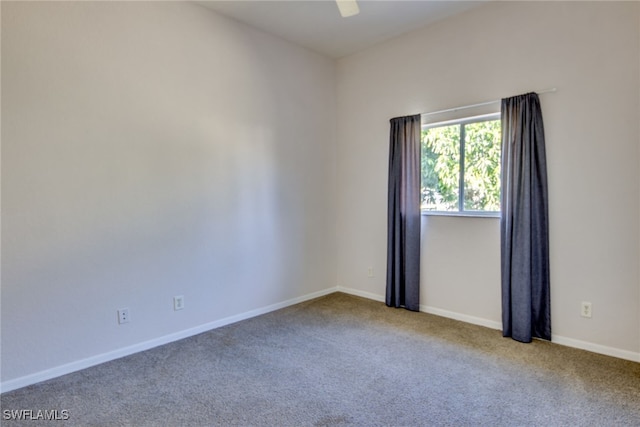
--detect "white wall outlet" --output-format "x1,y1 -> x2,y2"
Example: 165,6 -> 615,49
174,295 -> 184,311
367,267 -> 374,278
581,301 -> 592,318
117,308 -> 130,324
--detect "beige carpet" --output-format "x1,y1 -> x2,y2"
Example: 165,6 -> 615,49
2,292 -> 639,426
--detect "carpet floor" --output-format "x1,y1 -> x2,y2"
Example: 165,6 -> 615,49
2,292 -> 639,426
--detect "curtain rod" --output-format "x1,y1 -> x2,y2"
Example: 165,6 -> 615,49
421,88 -> 557,118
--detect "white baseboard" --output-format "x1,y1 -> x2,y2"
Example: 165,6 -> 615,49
336,285 -> 640,363
336,286 -> 385,303
420,305 -> 502,331
4,286 -> 638,393
551,334 -> 640,363
336,287 -> 502,331
0,287 -> 338,394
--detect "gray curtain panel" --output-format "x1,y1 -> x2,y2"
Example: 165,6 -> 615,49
386,114 -> 421,312
501,93 -> 551,342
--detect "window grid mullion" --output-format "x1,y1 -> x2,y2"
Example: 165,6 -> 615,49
458,124 -> 465,212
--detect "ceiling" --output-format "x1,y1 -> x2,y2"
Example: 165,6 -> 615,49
196,1 -> 487,59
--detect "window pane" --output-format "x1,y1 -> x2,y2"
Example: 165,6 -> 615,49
421,124 -> 460,211
463,120 -> 501,211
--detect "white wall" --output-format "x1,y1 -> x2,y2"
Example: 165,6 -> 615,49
336,1 -> 640,359
1,1 -> 337,387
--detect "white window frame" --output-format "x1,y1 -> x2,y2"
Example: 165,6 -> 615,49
421,112 -> 501,218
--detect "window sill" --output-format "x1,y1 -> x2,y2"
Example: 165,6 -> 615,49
421,210 -> 500,219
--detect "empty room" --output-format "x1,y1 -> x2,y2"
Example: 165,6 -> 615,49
1,0 -> 639,425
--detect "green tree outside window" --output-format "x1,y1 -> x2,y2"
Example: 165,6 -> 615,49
421,117 -> 501,213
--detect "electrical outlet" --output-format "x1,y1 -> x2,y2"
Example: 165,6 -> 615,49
367,267 -> 374,278
581,301 -> 592,318
118,308 -> 130,324
174,295 -> 184,311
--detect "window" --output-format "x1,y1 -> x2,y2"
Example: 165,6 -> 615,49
421,113 -> 501,214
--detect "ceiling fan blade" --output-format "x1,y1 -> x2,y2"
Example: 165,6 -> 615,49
336,0 -> 360,18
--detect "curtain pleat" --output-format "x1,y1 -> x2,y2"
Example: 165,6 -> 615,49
386,114 -> 421,312
501,93 -> 551,342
